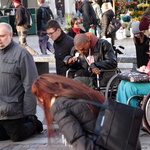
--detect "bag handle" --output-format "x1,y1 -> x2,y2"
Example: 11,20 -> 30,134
78,99 -> 111,110
78,99 -> 113,141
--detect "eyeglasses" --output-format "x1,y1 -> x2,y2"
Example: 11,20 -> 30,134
75,22 -> 80,25
47,29 -> 57,36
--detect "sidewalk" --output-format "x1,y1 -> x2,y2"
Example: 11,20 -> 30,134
0,22 -> 150,150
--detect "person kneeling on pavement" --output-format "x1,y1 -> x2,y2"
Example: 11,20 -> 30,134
0,22 -> 43,142
64,32 -> 117,87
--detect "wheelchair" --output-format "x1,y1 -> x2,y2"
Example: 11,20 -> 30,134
105,71 -> 150,134
66,45 -> 124,96
126,93 -> 150,133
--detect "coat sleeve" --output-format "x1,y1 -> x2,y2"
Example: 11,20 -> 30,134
20,51 -> 38,115
51,103 -> 95,150
90,39 -> 117,70
36,8 -> 42,31
101,14 -> 110,37
15,7 -> 25,26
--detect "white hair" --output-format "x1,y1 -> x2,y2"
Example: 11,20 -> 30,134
0,22 -> 13,34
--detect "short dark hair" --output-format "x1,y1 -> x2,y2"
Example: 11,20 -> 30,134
45,20 -> 61,30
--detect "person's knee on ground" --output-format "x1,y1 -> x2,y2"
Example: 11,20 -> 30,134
9,116 -> 43,142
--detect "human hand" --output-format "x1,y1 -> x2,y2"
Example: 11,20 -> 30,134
138,65 -> 147,72
91,68 -> 100,74
68,57 -> 76,65
137,66 -> 150,74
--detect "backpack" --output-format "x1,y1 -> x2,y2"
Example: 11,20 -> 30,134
24,8 -> 33,28
41,7 -> 52,25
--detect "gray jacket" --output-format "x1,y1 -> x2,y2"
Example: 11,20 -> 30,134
0,40 -> 38,120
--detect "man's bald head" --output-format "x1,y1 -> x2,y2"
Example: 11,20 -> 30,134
74,34 -> 88,47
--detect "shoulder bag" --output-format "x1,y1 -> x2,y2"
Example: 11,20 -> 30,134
78,98 -> 143,150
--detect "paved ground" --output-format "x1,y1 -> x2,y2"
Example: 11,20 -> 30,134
0,21 -> 150,150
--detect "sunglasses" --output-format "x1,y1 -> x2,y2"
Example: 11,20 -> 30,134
75,22 -> 80,25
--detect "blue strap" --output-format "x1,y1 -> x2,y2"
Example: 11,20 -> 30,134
78,99 -> 112,140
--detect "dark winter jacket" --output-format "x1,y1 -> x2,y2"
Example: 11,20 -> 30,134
56,1 -> 63,10
67,28 -> 85,38
79,0 -> 97,31
101,9 -> 114,37
37,3 -> 54,31
51,97 -> 104,150
54,31 -> 74,76
134,36 -> 149,68
15,4 -> 27,26
64,38 -> 117,77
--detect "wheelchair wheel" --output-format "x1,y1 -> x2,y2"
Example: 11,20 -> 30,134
142,93 -> 150,133
105,74 -> 121,100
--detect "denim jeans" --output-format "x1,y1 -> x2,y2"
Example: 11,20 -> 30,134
38,31 -> 54,54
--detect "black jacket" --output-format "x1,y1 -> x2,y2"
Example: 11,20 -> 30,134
54,31 -> 74,76
67,28 -> 85,38
51,97 -> 104,150
134,36 -> 149,68
101,9 -> 114,37
37,3 -> 54,31
79,0 -> 97,31
64,38 -> 117,77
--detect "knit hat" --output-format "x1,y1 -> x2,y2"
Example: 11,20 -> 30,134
139,16 -> 150,31
132,21 -> 141,34
13,0 -> 21,4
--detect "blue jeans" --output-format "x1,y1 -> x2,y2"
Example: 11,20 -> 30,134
57,10 -> 63,23
117,80 -> 150,107
38,31 -> 54,54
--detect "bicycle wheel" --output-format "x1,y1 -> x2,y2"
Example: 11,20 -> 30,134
105,74 -> 121,100
142,93 -> 150,133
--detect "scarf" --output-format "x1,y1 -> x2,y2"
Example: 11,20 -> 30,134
72,28 -> 80,34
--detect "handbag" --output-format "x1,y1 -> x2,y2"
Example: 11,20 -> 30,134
107,18 -> 122,37
118,71 -> 150,82
79,98 -> 143,150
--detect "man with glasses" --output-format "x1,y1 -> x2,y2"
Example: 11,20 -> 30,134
45,20 -> 74,76
64,32 -> 117,87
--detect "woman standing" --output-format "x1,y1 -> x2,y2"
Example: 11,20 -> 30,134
101,2 -> 115,45
67,17 -> 85,38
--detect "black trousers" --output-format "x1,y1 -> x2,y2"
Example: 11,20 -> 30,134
0,117 -> 36,142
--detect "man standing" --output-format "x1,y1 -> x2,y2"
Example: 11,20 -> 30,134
37,0 -> 54,54
45,20 -> 74,76
56,0 -> 63,24
75,0 -> 83,19
0,23 -> 43,141
79,0 -> 97,32
13,0 -> 37,55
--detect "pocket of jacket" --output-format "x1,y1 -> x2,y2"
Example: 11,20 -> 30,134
2,59 -> 17,74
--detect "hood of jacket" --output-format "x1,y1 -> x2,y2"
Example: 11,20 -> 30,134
40,3 -> 49,8
85,32 -> 99,51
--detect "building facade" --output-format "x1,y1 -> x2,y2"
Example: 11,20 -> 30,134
0,0 -> 76,17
